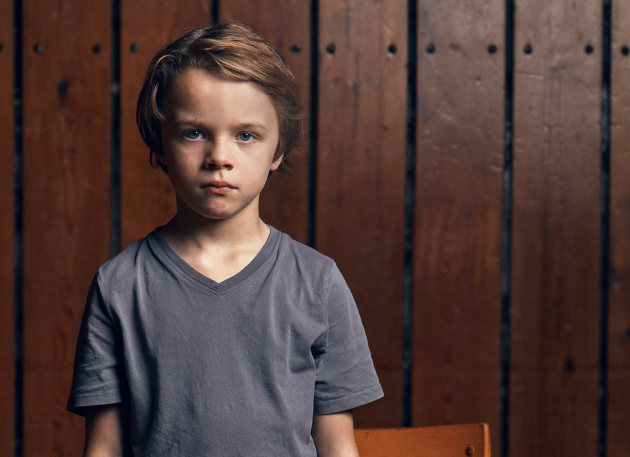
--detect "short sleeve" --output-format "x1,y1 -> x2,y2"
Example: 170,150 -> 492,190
313,263 -> 384,415
67,273 -> 124,416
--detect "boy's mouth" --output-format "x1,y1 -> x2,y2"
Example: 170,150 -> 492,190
203,180 -> 235,194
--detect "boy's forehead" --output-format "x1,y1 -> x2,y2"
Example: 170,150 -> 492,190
168,70 -> 272,113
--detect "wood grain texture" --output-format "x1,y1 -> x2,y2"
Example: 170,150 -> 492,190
609,1 -> 630,455
0,0 -> 14,454
318,0 -> 407,427
511,1 -> 602,456
220,0 -> 310,244
412,3 -> 504,456
354,423 -> 490,457
22,0 -> 112,454
120,0 -> 209,248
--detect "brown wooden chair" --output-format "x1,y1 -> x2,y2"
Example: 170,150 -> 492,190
354,423 -> 490,457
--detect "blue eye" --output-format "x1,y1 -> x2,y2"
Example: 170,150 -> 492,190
237,132 -> 255,142
183,130 -> 203,140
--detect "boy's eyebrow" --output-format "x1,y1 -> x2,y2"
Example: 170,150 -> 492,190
236,123 -> 267,131
173,120 -> 267,131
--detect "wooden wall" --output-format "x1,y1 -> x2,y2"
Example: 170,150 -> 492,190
511,1 -> 603,455
2,0 -> 630,456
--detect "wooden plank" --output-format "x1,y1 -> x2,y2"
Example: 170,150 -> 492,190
609,1 -> 630,455
22,0 -> 112,454
121,0 -> 209,249
317,0 -> 407,427
355,423 -> 490,457
220,0 -> 310,243
511,1 -> 602,456
0,0 -> 14,454
412,3 -> 504,456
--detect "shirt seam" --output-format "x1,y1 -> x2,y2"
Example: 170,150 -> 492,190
316,261 -> 334,369
95,271 -> 118,326
221,251 -> 277,294
150,231 -> 280,297
314,384 -> 383,407
70,389 -> 120,399
152,246 -> 218,295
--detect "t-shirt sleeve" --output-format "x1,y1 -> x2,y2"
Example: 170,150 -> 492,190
313,262 -> 384,415
67,272 -> 124,416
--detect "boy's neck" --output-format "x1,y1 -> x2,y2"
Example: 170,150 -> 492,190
162,195 -> 270,254
159,197 -> 271,283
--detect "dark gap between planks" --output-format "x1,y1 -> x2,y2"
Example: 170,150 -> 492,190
598,0 -> 612,456
307,0 -> 318,248
13,0 -> 23,455
402,0 -> 418,428
500,0 -> 515,456
211,0 -> 218,25
111,0 -> 121,257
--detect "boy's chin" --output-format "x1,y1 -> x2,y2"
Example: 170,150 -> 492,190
176,194 -> 260,224
186,206 -> 254,223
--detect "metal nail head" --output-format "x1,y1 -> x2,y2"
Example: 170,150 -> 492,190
563,359 -> 575,374
57,80 -> 69,96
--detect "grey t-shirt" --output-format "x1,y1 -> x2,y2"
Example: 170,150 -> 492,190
67,225 -> 383,456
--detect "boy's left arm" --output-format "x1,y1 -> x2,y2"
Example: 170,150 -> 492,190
311,410 -> 360,457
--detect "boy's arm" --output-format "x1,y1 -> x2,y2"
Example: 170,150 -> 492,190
311,410 -> 360,457
83,403 -> 126,457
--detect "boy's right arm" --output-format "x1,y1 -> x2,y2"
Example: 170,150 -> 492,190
83,403 -> 127,457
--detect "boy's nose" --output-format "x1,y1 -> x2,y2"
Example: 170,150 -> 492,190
203,139 -> 234,170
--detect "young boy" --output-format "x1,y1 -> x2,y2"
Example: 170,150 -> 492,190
67,22 -> 383,456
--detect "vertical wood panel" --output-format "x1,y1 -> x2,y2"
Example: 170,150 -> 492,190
220,0 -> 310,244
609,1 -> 630,455
412,3 -> 504,456
0,0 -> 14,454
511,1 -> 601,456
318,0 -> 407,427
22,0 -> 112,454
121,0 -> 209,249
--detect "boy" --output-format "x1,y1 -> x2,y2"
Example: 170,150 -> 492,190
67,22 -> 383,456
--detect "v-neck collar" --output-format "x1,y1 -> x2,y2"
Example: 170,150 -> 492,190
148,225 -> 280,295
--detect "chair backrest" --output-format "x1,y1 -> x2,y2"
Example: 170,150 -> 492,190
354,423 -> 490,457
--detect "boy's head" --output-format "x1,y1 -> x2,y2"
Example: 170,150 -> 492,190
136,21 -> 302,176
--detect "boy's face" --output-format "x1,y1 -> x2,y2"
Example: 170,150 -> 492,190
160,69 -> 281,222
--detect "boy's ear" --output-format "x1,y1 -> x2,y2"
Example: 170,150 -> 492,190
270,154 -> 284,171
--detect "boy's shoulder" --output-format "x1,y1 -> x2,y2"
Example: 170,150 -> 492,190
276,229 -> 336,272
274,229 -> 348,294
94,231 -> 154,289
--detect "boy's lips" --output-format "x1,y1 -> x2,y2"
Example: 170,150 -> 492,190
202,180 -> 236,195
203,180 -> 235,189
